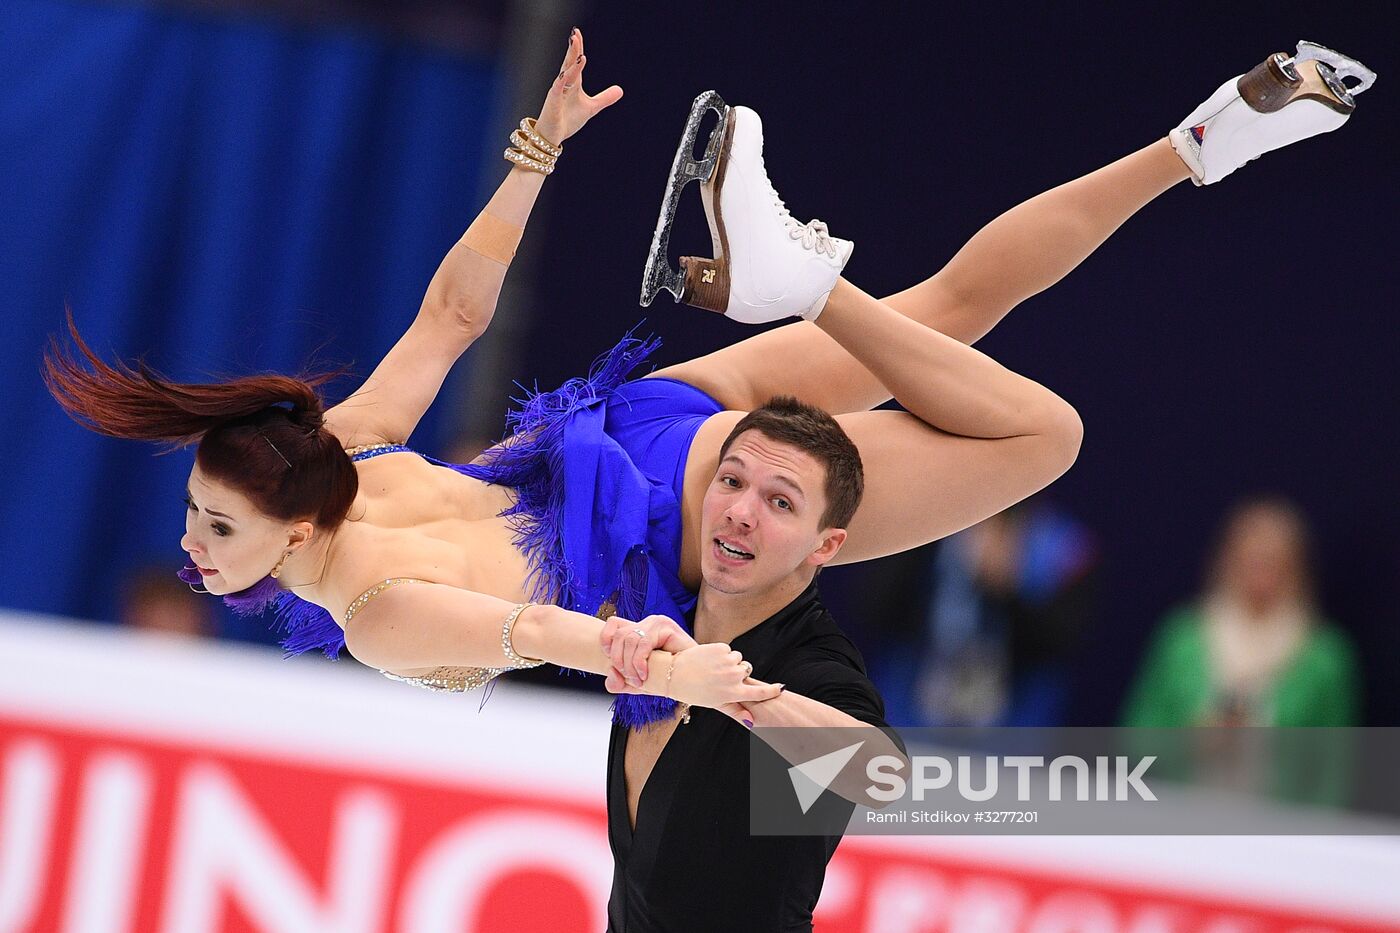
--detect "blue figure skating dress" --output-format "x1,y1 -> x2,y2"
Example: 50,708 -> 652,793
269,332 -> 721,726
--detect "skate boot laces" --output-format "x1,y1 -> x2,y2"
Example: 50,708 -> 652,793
791,217 -> 838,257
759,153 -> 840,258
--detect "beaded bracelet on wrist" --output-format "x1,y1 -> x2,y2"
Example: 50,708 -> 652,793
503,117 -> 562,176
504,148 -> 556,175
509,129 -> 556,166
518,117 -> 562,157
663,662 -> 692,725
502,602 -> 545,667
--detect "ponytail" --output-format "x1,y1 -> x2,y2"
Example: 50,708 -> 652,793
43,308 -> 359,528
43,307 -> 336,450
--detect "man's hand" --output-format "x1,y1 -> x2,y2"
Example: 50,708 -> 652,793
600,613 -> 696,690
716,691 -> 785,729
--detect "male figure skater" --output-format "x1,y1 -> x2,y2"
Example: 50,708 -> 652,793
600,397 -> 906,932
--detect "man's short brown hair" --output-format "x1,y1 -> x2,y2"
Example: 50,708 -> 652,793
717,396 -> 864,530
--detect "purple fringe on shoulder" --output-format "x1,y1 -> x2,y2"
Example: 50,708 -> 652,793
178,562 -> 346,659
270,590 -> 347,659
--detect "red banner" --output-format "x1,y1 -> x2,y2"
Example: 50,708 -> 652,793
3,715 -> 1394,933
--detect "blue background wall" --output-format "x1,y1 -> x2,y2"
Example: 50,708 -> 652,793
1,0 -> 501,640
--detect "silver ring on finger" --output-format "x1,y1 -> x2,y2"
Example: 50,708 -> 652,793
627,629 -> 644,639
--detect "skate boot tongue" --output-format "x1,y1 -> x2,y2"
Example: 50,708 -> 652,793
715,106 -> 853,324
764,174 -> 840,258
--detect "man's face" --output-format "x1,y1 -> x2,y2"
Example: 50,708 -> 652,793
699,429 -> 846,596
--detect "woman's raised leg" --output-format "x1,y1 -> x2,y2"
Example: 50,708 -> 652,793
817,272 -> 1084,562
675,273 -> 1086,571
648,138 -> 1190,413
652,39 -> 1373,415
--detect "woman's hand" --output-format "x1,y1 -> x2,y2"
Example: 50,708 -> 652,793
533,28 -> 623,146
666,644 -> 783,712
599,613 -> 695,690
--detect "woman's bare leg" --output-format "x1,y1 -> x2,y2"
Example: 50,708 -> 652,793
676,274 -> 1085,578
820,275 -> 1084,560
649,138 -> 1191,413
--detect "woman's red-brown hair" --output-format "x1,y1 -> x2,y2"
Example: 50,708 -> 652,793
41,307 -> 358,529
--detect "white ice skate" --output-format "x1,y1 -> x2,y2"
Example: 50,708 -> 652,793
1171,40 -> 1376,186
640,92 -> 853,323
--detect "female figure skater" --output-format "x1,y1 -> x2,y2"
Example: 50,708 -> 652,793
43,32 -> 1373,727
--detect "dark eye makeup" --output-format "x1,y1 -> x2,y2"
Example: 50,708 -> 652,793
183,492 -> 231,537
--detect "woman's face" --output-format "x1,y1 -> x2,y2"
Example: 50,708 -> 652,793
181,464 -> 288,595
1217,507 -> 1306,611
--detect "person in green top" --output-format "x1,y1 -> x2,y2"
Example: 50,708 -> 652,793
1122,496 -> 1360,806
1124,497 -> 1359,728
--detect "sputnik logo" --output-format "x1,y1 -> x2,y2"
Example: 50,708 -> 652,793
787,741 -> 864,814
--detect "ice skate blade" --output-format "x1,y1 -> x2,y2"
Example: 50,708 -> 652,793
1294,40 -> 1377,100
1240,41 -> 1377,115
640,90 -> 730,308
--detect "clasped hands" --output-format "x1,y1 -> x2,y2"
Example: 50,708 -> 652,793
599,614 -> 783,725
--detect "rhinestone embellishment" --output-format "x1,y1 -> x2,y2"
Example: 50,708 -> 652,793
503,118 -> 561,176
503,147 -> 555,175
344,577 -> 426,625
345,442 -> 411,461
347,579 -> 546,695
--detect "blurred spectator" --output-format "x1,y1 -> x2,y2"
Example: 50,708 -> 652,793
119,566 -> 215,639
860,497 -> 1098,726
1123,497 -> 1359,728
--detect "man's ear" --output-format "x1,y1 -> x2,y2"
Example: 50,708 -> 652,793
808,528 -> 848,568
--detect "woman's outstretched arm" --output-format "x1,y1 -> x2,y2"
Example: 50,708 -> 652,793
422,29 -> 623,334
417,161 -> 549,339
344,580 -> 780,711
324,29 -> 622,447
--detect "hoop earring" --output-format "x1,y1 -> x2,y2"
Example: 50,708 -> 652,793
270,550 -> 291,580
187,581 -> 209,594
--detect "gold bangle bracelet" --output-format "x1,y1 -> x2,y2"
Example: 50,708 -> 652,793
519,117 -> 562,157
502,602 -> 545,667
509,130 -> 557,167
503,117 -> 562,176
503,147 -> 555,176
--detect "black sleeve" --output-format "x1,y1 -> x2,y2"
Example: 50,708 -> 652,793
778,655 -> 909,759
769,643 -> 895,733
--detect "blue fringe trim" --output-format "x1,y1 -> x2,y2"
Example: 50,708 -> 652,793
272,590 -> 345,660
612,694 -> 684,730
609,545 -> 683,729
471,328 -> 663,611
